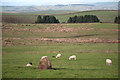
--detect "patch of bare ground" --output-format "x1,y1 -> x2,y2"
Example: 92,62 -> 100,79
76,50 -> 118,54
0,38 -> 2,46
23,51 -> 40,54
101,29 -> 120,32
31,38 -> 119,43
2,27 -> 30,32
2,26 -> 94,33
3,38 -> 25,46
3,25 -> 119,33
3,37 -> 119,46
47,50 -> 64,53
2,52 -> 8,54
33,26 -> 94,33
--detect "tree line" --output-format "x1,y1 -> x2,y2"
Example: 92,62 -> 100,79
67,15 -> 100,23
35,15 -> 120,24
114,16 -> 120,24
35,15 -> 59,23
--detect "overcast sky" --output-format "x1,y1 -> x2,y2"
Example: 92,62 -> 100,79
2,0 -> 119,6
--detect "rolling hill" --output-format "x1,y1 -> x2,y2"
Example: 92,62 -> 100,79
1,2 -> 118,13
2,10 -> 118,23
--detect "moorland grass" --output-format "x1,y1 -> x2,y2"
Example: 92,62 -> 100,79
2,23 -> 118,78
2,43 -> 118,78
2,10 -> 118,23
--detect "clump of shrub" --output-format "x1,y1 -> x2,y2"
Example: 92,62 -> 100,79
35,15 -> 59,23
67,15 -> 100,23
114,16 -> 120,24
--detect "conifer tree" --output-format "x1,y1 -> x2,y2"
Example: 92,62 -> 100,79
67,17 -> 72,23
35,15 -> 59,23
67,15 -> 100,23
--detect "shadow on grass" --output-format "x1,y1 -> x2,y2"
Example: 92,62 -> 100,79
45,34 -> 99,38
53,67 -> 102,71
79,68 -> 103,71
18,66 -> 102,71
18,66 -> 67,70
72,34 -> 99,38
52,68 -> 66,70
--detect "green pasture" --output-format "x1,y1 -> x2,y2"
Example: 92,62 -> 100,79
2,43 -> 118,78
2,23 -> 118,40
55,10 -> 118,23
2,10 -> 118,23
2,23 -> 118,78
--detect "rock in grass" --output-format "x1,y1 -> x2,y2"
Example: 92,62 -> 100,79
38,56 -> 52,70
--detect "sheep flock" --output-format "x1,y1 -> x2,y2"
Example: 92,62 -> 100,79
26,53 -> 112,67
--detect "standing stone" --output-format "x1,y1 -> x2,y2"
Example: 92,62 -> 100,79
38,56 -> 52,70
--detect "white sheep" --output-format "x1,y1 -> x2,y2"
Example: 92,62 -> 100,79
106,59 -> 112,65
26,62 -> 32,67
56,54 -> 61,58
69,55 -> 76,60
41,56 -> 47,59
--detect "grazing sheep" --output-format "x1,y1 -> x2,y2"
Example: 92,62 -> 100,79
69,55 -> 76,60
56,54 -> 61,58
106,59 -> 112,65
26,62 -> 32,67
41,56 -> 47,59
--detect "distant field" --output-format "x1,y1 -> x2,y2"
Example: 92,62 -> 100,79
2,23 -> 118,39
2,10 -> 77,15
2,10 -> 118,23
23,10 -> 77,15
2,23 -> 118,78
2,2 -> 118,12
55,10 -> 118,23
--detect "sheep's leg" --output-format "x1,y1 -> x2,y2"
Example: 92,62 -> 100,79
75,57 -> 76,60
106,63 -> 107,65
69,58 -> 70,60
109,63 -> 112,65
106,63 -> 109,65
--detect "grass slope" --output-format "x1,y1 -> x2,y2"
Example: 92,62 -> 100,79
2,23 -> 118,78
55,10 -> 118,23
2,10 -> 118,23
3,43 -> 118,78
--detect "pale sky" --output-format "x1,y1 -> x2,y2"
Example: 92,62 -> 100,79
1,0 -> 119,5
2,0 -> 119,2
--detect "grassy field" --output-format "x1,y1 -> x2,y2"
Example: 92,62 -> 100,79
2,23 -> 118,78
2,10 -> 118,23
